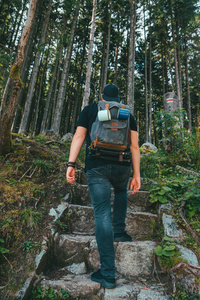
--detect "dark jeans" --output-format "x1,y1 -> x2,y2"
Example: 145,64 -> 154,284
86,164 -> 131,279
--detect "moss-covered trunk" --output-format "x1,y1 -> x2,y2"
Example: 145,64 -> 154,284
0,78 -> 22,155
0,0 -> 37,155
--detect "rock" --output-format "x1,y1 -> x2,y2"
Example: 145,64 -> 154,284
137,288 -> 169,299
140,143 -> 158,154
54,234 -> 93,265
177,245 -> 199,266
87,239 -> 101,270
126,212 -> 157,239
104,284 -> 140,300
63,204 -> 95,235
15,274 -> 36,300
115,241 -> 156,276
35,249 -> 47,274
127,191 -> 151,212
40,275 -> 100,299
49,202 -> 69,222
60,133 -> 73,143
162,213 -> 182,238
65,262 -> 87,275
175,274 -> 200,295
158,202 -> 172,215
70,185 -> 91,205
174,245 -> 200,294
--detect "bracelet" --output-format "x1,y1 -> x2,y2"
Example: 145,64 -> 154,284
67,161 -> 76,168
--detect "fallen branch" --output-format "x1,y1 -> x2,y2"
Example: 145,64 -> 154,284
176,165 -> 200,177
45,140 -> 65,146
170,262 -> 200,295
26,166 -> 37,178
18,165 -> 32,181
179,201 -> 200,247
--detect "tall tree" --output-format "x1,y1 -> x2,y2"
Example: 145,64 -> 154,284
127,0 -> 137,114
19,0 -> 52,134
51,0 -> 80,134
81,0 -> 97,109
103,0 -> 112,88
0,0 -> 37,155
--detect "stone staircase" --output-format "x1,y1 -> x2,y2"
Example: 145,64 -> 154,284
16,174 -> 171,299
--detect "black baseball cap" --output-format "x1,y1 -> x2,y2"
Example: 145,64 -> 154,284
102,83 -> 120,102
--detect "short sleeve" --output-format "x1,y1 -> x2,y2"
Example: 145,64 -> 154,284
130,114 -> 137,131
75,106 -> 89,129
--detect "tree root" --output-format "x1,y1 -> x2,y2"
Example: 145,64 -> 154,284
179,201 -> 200,247
170,262 -> 200,294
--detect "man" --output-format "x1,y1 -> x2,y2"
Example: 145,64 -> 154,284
66,83 -> 140,289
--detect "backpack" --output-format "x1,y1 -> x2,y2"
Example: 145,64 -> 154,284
89,101 -> 132,162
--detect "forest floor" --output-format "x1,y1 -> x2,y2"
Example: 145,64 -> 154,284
0,133 -> 200,299
0,133 -> 84,299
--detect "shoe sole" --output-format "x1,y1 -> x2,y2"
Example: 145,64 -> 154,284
114,237 -> 132,242
91,276 -> 116,289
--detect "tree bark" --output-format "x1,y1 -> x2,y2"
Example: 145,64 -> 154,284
103,0 -> 112,88
19,0 -> 52,134
51,0 -> 79,134
127,0 -> 136,115
40,57 -> 59,134
149,3 -> 152,144
0,0 -> 37,155
144,2 -> 149,142
81,0 -> 97,109
185,42 -> 192,131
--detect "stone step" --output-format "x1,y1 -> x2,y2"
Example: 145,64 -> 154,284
70,184 -> 153,213
40,274 -> 169,299
53,234 -> 157,278
61,204 -> 157,239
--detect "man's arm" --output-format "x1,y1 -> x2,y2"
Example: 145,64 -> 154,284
66,126 -> 87,184
130,130 -> 141,194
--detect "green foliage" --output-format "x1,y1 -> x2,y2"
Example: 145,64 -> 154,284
54,219 -> 68,232
155,236 -> 184,271
21,240 -> 41,253
31,286 -> 71,299
156,111 -> 200,172
33,159 -> 52,175
149,176 -> 200,218
20,208 -> 41,229
172,290 -> 200,299
0,238 -> 9,255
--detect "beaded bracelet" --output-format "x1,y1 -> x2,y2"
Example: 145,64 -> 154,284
67,161 -> 76,168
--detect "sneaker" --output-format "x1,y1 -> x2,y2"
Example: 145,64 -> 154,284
114,231 -> 132,242
91,270 -> 116,289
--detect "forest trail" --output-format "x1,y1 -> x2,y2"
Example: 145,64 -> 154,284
17,169 -> 171,299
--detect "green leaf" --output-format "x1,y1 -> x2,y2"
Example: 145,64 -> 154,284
163,186 -> 172,192
155,245 -> 163,256
162,249 -> 176,257
163,236 -> 173,242
163,245 -> 176,251
158,189 -> 166,195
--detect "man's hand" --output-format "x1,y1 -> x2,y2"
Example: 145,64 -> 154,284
130,176 -> 141,194
66,167 -> 75,184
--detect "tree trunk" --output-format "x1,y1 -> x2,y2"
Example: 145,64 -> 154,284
11,20 -> 37,133
19,0 -> 52,134
40,57 -> 59,134
127,0 -> 135,114
51,1 -> 79,134
171,8 -> 183,128
103,0 -> 112,88
185,41 -> 192,131
0,0 -> 37,155
144,2 -> 149,142
81,0 -> 97,109
149,5 -> 152,144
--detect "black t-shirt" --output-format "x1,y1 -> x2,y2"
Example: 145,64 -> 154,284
76,103 -> 137,172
